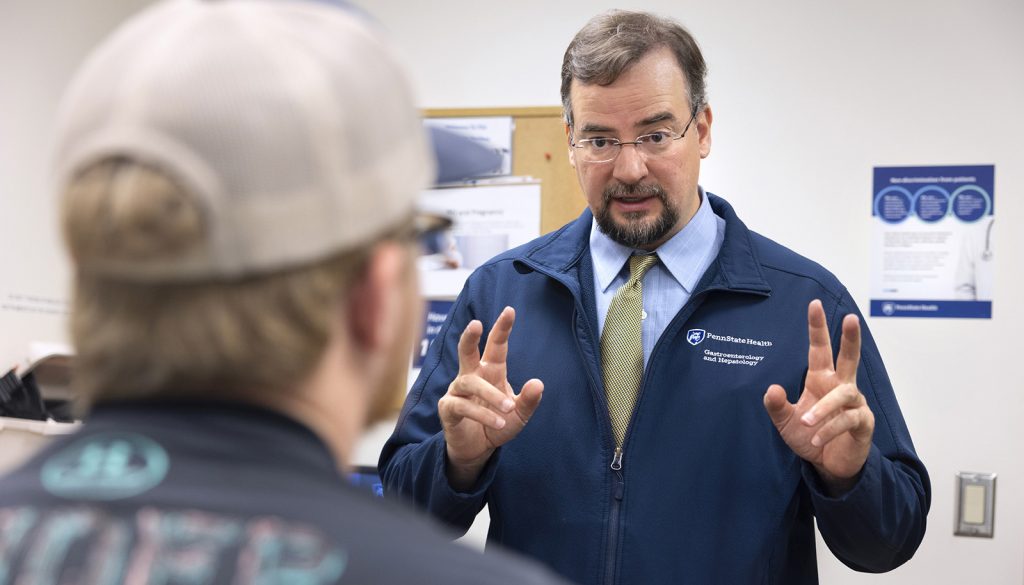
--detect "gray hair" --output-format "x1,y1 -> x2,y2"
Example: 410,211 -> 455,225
560,10 -> 708,127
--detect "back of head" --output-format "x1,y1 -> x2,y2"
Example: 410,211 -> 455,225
55,0 -> 434,408
560,10 -> 708,127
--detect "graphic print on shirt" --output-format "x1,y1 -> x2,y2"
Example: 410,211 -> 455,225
41,432 -> 170,501
0,506 -> 348,584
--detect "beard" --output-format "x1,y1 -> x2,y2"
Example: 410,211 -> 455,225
367,355 -> 410,426
366,261 -> 424,426
594,182 -> 680,249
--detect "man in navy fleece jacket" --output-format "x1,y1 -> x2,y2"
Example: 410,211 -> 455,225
381,10 -> 929,584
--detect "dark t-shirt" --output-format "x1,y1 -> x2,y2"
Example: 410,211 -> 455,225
0,401 -> 569,584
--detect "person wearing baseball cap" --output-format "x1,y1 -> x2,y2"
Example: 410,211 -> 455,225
0,1 -> 569,583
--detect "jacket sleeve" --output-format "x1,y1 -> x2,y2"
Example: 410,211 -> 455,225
806,291 -> 931,572
378,288 -> 500,535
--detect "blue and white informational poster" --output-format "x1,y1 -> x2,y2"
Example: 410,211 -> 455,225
870,165 -> 995,319
413,300 -> 454,368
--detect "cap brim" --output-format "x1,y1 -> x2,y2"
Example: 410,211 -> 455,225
412,211 -> 452,256
413,211 -> 452,237
427,126 -> 503,184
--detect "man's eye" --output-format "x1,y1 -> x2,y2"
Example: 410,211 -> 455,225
643,132 -> 669,144
589,138 -> 612,149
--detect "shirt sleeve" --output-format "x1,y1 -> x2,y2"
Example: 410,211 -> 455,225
806,291 -> 931,572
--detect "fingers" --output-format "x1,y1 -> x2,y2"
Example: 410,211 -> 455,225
809,405 -> 874,448
439,393 -> 507,431
806,299 -> 834,372
835,313 -> 861,382
800,383 -> 864,427
439,377 -> 546,434
456,320 -> 484,375
514,378 -> 544,424
448,375 -> 515,414
481,306 -> 515,367
762,384 -> 795,429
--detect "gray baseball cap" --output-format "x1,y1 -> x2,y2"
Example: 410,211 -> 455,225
54,0 -> 492,281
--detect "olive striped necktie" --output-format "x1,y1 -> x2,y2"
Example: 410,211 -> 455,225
601,253 -> 658,447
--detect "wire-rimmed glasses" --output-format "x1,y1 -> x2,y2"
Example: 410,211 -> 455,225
571,106 -> 699,164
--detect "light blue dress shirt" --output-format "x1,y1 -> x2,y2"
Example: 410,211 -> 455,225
591,188 -> 726,366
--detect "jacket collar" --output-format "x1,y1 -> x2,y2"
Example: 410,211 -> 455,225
514,192 -> 772,297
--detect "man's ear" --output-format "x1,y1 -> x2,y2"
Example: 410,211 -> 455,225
347,242 -> 407,352
697,105 -> 713,159
565,123 -> 577,168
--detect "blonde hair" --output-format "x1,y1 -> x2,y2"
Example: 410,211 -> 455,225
63,159 -> 370,409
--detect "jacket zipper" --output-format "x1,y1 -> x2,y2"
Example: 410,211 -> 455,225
597,288 -> 718,585
604,448 -> 625,585
529,259 -> 739,585
569,307 -> 625,585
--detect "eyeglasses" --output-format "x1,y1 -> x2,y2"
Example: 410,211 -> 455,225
570,107 -> 699,164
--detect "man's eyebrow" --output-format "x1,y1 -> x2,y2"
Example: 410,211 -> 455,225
578,123 -> 615,133
637,112 -> 676,127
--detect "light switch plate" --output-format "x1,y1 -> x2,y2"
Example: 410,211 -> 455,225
954,472 -> 996,537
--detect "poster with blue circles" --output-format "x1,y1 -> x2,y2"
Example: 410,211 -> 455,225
413,300 -> 455,368
870,165 -> 994,319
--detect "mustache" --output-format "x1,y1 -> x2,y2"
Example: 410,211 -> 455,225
602,182 -> 667,201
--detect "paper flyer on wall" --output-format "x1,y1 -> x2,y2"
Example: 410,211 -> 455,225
0,290 -> 71,372
870,165 -> 994,319
417,182 -> 541,299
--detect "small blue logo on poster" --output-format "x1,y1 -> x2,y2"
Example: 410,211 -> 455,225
686,329 -> 706,346
882,302 -> 896,316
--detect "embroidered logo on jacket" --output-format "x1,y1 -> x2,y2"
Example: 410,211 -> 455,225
690,328 -> 774,367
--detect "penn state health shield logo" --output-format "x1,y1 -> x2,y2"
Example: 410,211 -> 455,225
686,329 -> 706,346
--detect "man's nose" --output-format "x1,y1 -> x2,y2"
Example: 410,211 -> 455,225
612,143 -> 649,185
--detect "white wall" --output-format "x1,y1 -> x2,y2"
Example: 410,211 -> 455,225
1,0 -> 1021,582
358,0 -> 1024,583
0,0 -> 154,365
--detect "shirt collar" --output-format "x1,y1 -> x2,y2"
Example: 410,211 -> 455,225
590,186 -> 719,294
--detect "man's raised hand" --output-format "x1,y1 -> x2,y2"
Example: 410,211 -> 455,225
438,307 -> 543,490
763,300 -> 875,495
